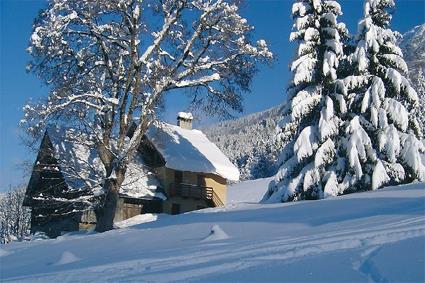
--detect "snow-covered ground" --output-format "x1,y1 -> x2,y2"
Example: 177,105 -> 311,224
114,213 -> 158,229
227,177 -> 271,204
1,181 -> 424,282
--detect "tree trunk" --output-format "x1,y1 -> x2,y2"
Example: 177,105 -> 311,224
95,178 -> 119,232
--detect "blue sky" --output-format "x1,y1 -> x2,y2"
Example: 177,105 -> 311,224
0,0 -> 424,191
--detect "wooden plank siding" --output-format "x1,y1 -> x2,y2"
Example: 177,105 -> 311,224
158,167 -> 227,214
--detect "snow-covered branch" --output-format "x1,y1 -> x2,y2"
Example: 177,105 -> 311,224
22,0 -> 272,231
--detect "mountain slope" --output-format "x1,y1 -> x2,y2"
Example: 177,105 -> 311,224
399,23 -> 425,72
202,105 -> 284,181
400,23 -> 425,133
1,182 -> 424,282
204,24 -> 425,181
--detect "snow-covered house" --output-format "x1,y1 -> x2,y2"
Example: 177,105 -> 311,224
24,113 -> 239,237
23,126 -> 166,237
142,113 -> 239,215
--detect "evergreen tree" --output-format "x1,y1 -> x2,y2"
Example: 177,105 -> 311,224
340,0 -> 425,192
264,0 -> 348,202
410,68 -> 425,134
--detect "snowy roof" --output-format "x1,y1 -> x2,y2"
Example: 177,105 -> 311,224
45,127 -> 165,200
145,123 -> 240,181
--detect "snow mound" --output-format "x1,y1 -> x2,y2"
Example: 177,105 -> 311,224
54,251 -> 80,266
30,231 -> 50,241
115,214 -> 158,228
202,225 -> 230,242
0,248 -> 12,257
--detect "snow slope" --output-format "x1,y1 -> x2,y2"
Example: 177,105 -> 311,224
227,177 -> 271,204
1,181 -> 424,282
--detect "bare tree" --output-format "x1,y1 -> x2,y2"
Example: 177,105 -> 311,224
22,0 -> 272,232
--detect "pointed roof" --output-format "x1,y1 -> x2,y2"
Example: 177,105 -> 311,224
145,123 -> 240,181
43,126 -> 165,200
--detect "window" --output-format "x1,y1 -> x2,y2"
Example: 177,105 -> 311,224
171,203 -> 180,215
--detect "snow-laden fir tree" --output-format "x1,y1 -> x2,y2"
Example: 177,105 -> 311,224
264,0 -> 348,202
410,68 -> 425,134
339,0 -> 425,192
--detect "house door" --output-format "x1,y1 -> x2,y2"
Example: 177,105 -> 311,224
171,203 -> 180,215
197,175 -> 207,200
197,175 -> 206,187
175,171 -> 183,185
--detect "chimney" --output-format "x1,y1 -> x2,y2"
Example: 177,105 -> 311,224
177,112 -> 193,130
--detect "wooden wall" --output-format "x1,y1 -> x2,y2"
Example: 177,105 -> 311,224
158,167 -> 227,214
114,198 -> 142,222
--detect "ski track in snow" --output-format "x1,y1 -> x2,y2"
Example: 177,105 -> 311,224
354,246 -> 388,283
3,215 -> 424,282
2,183 -> 425,282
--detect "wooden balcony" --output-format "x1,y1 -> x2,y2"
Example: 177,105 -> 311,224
168,183 -> 224,207
169,183 -> 213,200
